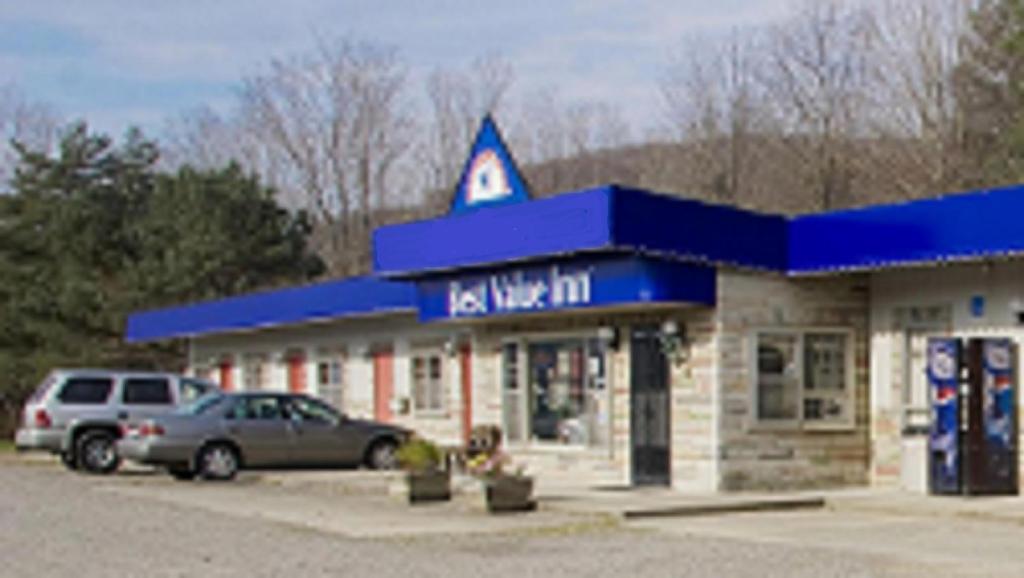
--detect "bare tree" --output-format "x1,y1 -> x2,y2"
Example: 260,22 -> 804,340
761,0 -> 876,211
420,54 -> 515,207
239,38 -> 412,276
865,0 -> 970,197
660,30 -> 767,204
0,84 -> 60,191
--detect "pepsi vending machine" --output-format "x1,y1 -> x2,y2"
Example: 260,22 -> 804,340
927,338 -> 962,495
963,338 -> 1018,495
927,337 -> 1018,496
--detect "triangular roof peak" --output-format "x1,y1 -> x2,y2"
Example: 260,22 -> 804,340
448,115 -> 531,215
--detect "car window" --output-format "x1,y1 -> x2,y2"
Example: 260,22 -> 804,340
122,378 -> 173,405
176,392 -> 225,416
227,396 -> 285,421
179,378 -> 212,402
29,374 -> 57,403
57,378 -> 114,404
287,396 -> 340,425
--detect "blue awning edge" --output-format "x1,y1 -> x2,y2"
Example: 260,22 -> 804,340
124,276 -> 416,343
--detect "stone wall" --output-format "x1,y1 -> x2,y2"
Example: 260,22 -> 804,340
715,270 -> 871,491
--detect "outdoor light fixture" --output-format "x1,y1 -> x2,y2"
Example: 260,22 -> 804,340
659,320 -> 689,365
597,326 -> 619,351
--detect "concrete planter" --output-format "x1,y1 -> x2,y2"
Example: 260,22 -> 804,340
406,470 -> 451,504
484,475 -> 535,513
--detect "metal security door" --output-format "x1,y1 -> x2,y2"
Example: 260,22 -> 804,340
631,326 -> 671,486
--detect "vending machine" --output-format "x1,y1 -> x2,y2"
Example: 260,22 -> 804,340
927,338 -> 962,495
927,337 -> 1018,496
963,338 -> 1018,495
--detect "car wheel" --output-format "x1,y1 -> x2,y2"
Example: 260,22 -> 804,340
60,451 -> 78,471
196,443 -> 239,481
367,439 -> 398,470
75,431 -> 121,474
168,467 -> 196,481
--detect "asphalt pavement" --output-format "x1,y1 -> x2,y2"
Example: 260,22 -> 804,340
0,456 -> 1013,578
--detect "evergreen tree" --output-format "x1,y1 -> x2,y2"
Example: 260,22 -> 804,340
0,123 -> 323,431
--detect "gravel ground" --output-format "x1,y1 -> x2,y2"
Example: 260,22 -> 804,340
0,459 -> 954,578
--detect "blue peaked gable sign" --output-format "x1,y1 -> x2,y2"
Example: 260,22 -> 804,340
449,116 -> 531,215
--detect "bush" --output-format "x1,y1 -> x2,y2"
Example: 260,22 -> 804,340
396,438 -> 443,473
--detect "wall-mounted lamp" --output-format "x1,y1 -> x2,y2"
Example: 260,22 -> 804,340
658,320 -> 689,365
443,337 -> 458,358
597,326 -> 620,351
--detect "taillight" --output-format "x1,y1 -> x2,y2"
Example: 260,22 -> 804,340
34,409 -> 51,429
139,423 -> 165,437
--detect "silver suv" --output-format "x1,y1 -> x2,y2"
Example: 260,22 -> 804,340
15,369 -> 214,474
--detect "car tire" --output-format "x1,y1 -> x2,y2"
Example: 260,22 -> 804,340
367,439 -> 398,470
60,451 -> 78,471
75,430 -> 121,475
168,467 -> 196,481
196,443 -> 239,481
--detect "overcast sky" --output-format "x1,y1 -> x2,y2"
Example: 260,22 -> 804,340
0,1 -> 794,136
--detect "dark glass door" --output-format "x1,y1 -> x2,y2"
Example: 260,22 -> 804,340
631,325 -> 670,486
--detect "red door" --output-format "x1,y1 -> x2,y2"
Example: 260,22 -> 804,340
218,359 -> 234,392
287,353 -> 306,393
373,349 -> 394,422
460,344 -> 473,443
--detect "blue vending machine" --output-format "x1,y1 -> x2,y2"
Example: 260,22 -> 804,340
928,338 -> 963,495
963,338 -> 1018,495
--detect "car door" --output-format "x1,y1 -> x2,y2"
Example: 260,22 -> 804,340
284,396 -> 362,466
223,395 -> 291,467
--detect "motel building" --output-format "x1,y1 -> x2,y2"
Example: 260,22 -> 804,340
127,117 -> 1024,494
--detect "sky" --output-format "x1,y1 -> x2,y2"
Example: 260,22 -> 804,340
0,0 -> 794,137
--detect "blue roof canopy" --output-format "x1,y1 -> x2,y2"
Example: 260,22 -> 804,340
790,184 -> 1024,273
374,185 -> 789,276
125,276 -> 415,343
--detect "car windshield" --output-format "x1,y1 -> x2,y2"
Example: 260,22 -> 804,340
175,392 -> 225,416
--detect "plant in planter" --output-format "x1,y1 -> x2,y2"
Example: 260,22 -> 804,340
466,426 -> 535,513
397,437 -> 451,504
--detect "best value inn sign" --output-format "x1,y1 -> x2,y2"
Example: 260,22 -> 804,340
447,265 -> 592,317
415,256 -> 717,322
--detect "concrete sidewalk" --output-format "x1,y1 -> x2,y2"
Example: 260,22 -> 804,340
826,487 -> 1024,524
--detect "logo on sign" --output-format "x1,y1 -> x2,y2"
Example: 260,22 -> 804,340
928,341 -> 958,381
465,149 -> 511,205
985,341 -> 1011,371
448,266 -> 592,317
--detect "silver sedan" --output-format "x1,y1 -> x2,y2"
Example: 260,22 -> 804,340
117,392 -> 410,480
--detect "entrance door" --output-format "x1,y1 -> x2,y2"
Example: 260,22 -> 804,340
218,359 -> 234,392
631,325 -> 671,486
372,348 -> 394,422
287,352 -> 306,393
901,331 -> 932,492
460,344 -> 473,443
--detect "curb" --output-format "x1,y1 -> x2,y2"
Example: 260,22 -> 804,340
622,496 -> 826,519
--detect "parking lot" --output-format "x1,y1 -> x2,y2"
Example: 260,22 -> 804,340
7,454 -> 1024,578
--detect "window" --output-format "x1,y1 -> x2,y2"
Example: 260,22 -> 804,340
57,378 -> 114,405
242,354 -> 268,391
316,351 -> 345,411
411,350 -> 444,413
180,378 -> 212,402
753,330 -> 854,429
502,337 -> 609,447
228,396 -> 283,420
288,396 -> 340,425
122,378 -> 172,405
